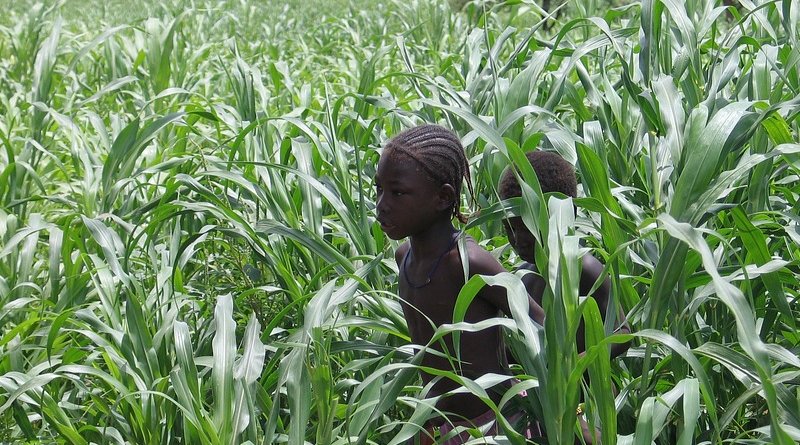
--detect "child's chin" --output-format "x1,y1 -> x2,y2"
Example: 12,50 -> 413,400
380,227 -> 405,240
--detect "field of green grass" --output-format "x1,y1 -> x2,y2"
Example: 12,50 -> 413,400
0,0 -> 798,443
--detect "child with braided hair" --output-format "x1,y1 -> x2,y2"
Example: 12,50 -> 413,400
374,124 -> 544,444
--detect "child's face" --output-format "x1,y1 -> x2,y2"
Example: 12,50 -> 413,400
374,153 -> 444,240
503,216 -> 536,263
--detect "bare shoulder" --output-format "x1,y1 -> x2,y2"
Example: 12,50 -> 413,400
581,254 -> 605,279
464,236 -> 505,276
432,236 -> 503,278
395,241 -> 410,265
580,253 -> 610,300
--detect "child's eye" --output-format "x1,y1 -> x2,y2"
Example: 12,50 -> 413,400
393,191 -> 405,196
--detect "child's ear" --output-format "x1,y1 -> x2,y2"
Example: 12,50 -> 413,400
437,184 -> 456,212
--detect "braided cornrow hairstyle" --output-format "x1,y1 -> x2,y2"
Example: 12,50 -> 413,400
384,124 -> 475,223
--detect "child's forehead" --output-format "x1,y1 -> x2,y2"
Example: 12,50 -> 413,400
379,149 -> 419,170
377,150 -> 435,182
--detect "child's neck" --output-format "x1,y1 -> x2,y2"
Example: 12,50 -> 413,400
408,219 -> 458,261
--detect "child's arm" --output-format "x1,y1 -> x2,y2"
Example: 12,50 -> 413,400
581,256 -> 631,359
469,246 -> 545,324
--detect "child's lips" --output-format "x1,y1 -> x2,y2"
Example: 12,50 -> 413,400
377,217 -> 395,231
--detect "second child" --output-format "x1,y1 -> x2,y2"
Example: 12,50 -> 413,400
498,150 -> 631,444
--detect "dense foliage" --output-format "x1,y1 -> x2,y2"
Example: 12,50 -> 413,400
0,0 -> 798,443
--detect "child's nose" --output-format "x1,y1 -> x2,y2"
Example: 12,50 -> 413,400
376,193 -> 389,213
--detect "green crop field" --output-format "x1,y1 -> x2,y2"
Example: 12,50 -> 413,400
0,0 -> 798,443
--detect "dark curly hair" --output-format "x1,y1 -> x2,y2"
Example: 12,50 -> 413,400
383,124 -> 474,223
498,150 -> 577,199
